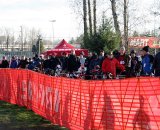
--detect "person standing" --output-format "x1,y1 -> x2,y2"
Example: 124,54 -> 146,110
102,51 -> 125,78
18,56 -> 28,69
50,53 -> 61,75
116,46 -> 131,77
79,53 -> 86,69
67,50 -> 80,74
1,56 -> 9,68
10,56 -> 18,68
84,52 -> 93,80
130,50 -> 141,77
141,46 -> 154,76
153,51 -> 160,76
59,52 -> 68,74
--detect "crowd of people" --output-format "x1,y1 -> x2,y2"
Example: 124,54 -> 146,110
0,45 -> 160,80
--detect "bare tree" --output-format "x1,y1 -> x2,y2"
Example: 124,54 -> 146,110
88,0 -> 93,36
124,0 -> 129,51
4,28 -> 12,51
83,0 -> 88,44
110,0 -> 121,36
93,0 -> 97,34
28,28 -> 40,50
6,35 -> 9,51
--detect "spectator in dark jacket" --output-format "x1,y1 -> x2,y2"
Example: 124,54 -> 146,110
10,56 -> 18,68
18,56 -> 28,69
50,54 -> 61,71
130,50 -> 141,77
67,50 -> 80,73
89,53 -> 100,73
1,56 -> 9,68
27,58 -> 34,70
60,52 -> 68,72
84,52 -> 93,79
43,56 -> 50,70
153,51 -> 160,76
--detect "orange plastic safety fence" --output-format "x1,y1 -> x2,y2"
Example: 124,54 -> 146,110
0,69 -> 160,130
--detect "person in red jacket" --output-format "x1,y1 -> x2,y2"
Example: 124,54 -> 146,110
102,51 -> 125,78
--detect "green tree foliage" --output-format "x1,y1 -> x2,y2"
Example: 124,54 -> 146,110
84,18 -> 121,54
69,37 -> 75,44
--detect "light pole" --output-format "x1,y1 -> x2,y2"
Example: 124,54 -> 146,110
50,20 -> 56,46
38,35 -> 42,56
20,26 -> 23,51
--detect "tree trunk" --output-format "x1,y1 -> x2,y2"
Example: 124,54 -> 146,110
124,0 -> 129,51
20,26 -> 23,51
6,35 -> 9,51
88,0 -> 93,36
110,0 -> 121,43
83,0 -> 88,46
93,0 -> 97,34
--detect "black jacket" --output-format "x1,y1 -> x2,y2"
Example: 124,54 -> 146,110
18,60 -> 28,69
49,57 -> 61,70
60,56 -> 68,71
1,60 -> 9,68
67,54 -> 80,72
153,52 -> 160,76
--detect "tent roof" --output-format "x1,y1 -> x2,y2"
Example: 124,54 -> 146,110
54,39 -> 75,49
44,49 -> 89,56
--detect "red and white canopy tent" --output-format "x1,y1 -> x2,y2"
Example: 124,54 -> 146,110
128,37 -> 160,48
43,39 -> 89,56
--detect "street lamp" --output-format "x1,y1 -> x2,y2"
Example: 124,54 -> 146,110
50,20 -> 56,46
38,35 -> 42,56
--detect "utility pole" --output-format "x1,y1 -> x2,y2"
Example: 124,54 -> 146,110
20,26 -> 23,51
50,20 -> 56,46
6,35 -> 9,52
38,35 -> 42,56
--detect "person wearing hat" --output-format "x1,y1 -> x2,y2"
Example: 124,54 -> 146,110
102,51 -> 125,78
141,46 -> 154,76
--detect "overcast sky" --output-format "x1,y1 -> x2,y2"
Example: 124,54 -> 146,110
0,0 -> 158,41
0,0 -> 80,41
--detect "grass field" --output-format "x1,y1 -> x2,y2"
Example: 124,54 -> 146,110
0,100 -> 68,130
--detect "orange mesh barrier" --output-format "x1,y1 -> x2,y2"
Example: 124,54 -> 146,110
0,69 -> 160,130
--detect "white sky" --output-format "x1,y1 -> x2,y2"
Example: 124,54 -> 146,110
0,0 -> 81,41
0,0 -> 158,41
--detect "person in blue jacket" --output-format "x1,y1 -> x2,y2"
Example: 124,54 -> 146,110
141,46 -> 153,76
10,56 -> 18,68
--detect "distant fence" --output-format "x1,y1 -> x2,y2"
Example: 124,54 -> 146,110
0,69 -> 160,130
0,51 -> 34,59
